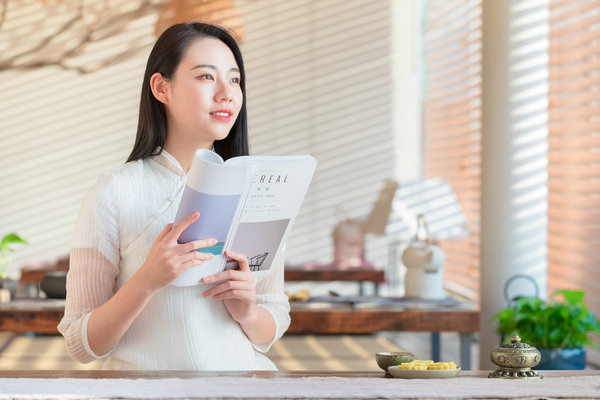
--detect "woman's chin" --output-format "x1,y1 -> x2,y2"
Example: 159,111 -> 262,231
210,131 -> 232,142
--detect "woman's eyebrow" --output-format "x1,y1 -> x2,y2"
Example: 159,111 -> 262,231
191,64 -> 215,71
190,64 -> 240,73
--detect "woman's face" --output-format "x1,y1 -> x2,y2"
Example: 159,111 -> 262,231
165,37 -> 243,145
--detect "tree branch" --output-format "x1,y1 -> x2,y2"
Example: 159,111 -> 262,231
0,0 -> 164,74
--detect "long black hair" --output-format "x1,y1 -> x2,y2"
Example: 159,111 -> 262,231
127,22 -> 249,163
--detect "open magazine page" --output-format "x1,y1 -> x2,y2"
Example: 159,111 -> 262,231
171,150 -> 254,286
224,156 -> 317,272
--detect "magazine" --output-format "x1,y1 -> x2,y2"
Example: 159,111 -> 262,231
170,149 -> 317,286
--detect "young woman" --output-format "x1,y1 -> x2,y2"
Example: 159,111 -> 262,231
58,22 -> 290,370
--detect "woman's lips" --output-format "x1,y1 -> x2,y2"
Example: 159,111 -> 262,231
210,110 -> 232,122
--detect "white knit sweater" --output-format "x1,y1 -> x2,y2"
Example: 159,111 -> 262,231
58,150 -> 291,370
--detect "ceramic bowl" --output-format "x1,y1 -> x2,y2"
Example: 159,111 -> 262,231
375,351 -> 415,372
40,271 -> 67,299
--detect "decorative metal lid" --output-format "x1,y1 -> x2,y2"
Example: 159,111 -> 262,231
496,334 -> 537,352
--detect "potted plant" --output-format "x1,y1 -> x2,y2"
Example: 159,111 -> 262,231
494,289 -> 600,369
0,233 -> 27,300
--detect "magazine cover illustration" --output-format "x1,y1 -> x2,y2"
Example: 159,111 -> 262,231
177,190 -> 241,255
224,219 -> 290,271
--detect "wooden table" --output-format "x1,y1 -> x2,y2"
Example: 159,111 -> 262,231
288,299 -> 478,369
0,370 -> 597,399
285,265 -> 385,295
0,298 -> 478,369
0,299 -> 64,334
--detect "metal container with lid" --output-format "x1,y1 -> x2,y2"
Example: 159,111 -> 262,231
489,334 -> 542,379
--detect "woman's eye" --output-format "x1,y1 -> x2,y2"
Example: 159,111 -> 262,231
231,77 -> 240,84
198,74 -> 214,81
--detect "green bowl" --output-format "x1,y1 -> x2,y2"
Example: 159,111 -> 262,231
375,351 -> 415,372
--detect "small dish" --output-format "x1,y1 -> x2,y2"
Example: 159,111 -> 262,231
387,366 -> 461,379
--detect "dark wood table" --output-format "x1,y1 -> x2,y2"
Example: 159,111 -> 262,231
0,298 -> 478,369
288,299 -> 478,369
0,370 -> 596,399
285,265 -> 385,295
0,299 -> 65,334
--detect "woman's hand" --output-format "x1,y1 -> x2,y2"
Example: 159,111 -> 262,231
201,250 -> 257,324
136,212 -> 216,293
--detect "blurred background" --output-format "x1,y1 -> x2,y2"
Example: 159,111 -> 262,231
0,0 -> 599,370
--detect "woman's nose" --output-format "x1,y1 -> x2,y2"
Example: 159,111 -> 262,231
215,82 -> 233,103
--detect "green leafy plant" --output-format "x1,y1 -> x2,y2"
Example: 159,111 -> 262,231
0,233 -> 27,279
495,289 -> 600,349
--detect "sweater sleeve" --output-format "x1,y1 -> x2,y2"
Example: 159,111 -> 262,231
57,177 -> 120,363
251,246 -> 291,353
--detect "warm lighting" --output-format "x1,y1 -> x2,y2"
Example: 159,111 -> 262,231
155,0 -> 245,40
0,0 -> 245,73
0,0 -> 162,73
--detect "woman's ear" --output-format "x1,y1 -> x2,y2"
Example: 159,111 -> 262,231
150,72 -> 169,104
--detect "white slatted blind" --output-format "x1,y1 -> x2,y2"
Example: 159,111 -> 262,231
0,0 -> 397,277
0,1 -> 151,277
548,0 -> 600,363
239,0 -> 396,266
422,0 -> 482,301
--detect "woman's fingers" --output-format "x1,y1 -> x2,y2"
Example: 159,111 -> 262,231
180,256 -> 212,270
224,250 -> 250,271
201,251 -> 251,284
167,212 -> 199,242
202,280 -> 252,298
177,251 -> 214,266
210,290 -> 252,301
201,269 -> 235,284
157,223 -> 173,242
178,238 -> 218,254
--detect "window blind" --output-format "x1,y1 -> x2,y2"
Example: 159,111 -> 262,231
422,0 -> 482,301
0,0 -> 397,276
238,0 -> 396,267
548,0 -> 600,361
0,0 -> 150,276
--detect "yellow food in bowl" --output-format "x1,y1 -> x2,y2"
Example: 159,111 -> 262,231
427,362 -> 457,370
396,360 -> 457,370
398,362 -> 428,370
